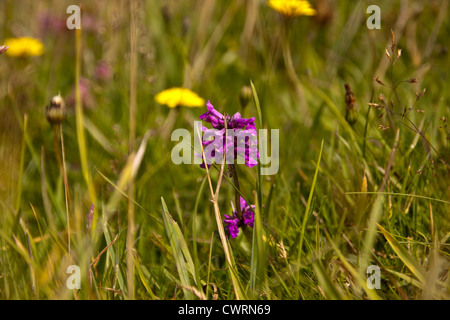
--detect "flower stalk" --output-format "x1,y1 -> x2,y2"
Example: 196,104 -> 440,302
197,116 -> 245,299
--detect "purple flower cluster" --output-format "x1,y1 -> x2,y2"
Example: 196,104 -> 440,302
198,101 -> 259,168
224,196 -> 255,238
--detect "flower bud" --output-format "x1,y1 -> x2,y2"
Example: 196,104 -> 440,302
46,93 -> 66,125
239,85 -> 252,109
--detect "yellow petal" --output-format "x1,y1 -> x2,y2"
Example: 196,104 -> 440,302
155,87 -> 204,108
4,37 -> 44,57
268,0 -> 316,17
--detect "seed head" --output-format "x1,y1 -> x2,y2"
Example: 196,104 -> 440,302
393,48 -> 402,65
416,88 -> 426,101
373,76 -> 385,86
368,102 -> 383,110
385,48 -> 391,61
344,84 -> 358,125
390,29 -> 395,53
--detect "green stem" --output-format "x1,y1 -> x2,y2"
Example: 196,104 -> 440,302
228,164 -> 242,220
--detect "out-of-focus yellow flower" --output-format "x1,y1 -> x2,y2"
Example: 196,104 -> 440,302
155,87 -> 205,108
3,37 -> 44,57
268,0 -> 316,17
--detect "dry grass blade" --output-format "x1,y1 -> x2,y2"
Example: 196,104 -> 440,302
103,131 -> 151,215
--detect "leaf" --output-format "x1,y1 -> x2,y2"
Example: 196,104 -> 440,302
312,261 -> 344,300
377,223 -> 427,284
298,139 -> 324,264
326,231 -> 381,300
161,197 -> 197,299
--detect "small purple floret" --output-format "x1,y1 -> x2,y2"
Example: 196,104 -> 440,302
223,196 -> 255,238
198,101 -> 259,168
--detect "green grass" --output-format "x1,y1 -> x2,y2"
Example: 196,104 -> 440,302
0,0 -> 449,300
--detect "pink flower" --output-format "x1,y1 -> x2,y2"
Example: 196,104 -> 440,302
66,77 -> 95,110
94,60 -> 112,81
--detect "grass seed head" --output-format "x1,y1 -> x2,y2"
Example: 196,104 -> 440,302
390,29 -> 395,53
344,84 -> 358,125
373,76 -> 385,86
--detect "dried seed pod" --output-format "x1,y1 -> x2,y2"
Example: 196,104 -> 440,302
378,93 -> 386,105
373,76 -> 385,86
385,48 -> 391,61
344,84 -> 358,125
378,124 -> 390,131
393,48 -> 402,65
46,93 -> 66,125
416,88 -> 426,101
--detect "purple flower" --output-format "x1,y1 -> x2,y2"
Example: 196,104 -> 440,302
198,101 -> 259,168
240,196 -> 255,228
223,214 -> 240,238
224,196 -> 255,238
200,101 -> 257,131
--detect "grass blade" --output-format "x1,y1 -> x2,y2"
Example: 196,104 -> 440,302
298,139 -> 324,265
250,190 -> 267,293
325,231 -> 381,300
312,261 -> 344,300
161,197 -> 195,299
74,28 -> 97,232
377,223 -> 427,284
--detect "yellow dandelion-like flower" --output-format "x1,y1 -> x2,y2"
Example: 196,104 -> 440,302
3,37 -> 44,57
155,87 -> 205,108
268,0 -> 316,17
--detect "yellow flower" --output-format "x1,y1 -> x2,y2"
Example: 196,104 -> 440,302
268,0 -> 316,17
3,37 -> 44,57
155,87 -> 205,108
